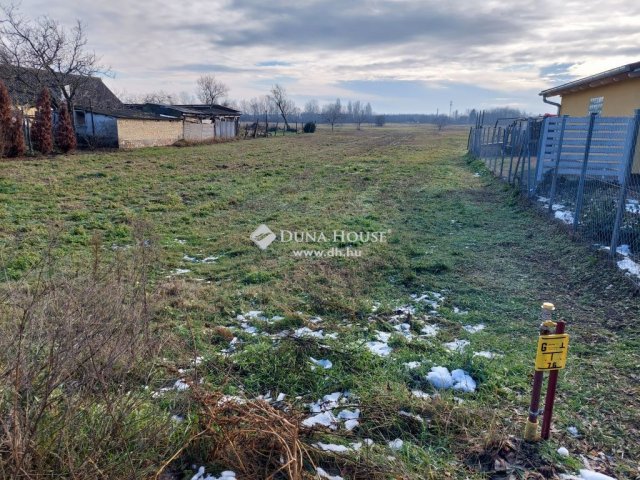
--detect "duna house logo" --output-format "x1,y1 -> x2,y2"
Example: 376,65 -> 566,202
250,224 -> 277,250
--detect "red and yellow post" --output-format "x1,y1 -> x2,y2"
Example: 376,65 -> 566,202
524,302 -> 569,442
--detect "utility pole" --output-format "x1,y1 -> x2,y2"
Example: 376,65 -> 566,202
449,100 -> 453,117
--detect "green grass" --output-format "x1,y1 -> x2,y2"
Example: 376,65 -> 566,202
1,124 -> 638,478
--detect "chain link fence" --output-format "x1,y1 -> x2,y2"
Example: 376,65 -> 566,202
469,111 -> 640,283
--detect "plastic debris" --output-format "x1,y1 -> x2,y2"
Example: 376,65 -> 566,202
310,357 -> 333,370
463,324 -> 485,333
557,447 -> 569,457
388,439 -> 404,450
316,467 -> 344,480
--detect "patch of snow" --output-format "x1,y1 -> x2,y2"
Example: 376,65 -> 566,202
337,409 -> 360,420
420,324 -> 439,337
578,470 -> 616,480
463,323 -> 485,333
302,411 -> 338,429
364,439 -> 374,446
309,392 -> 342,413
191,467 -> 236,480
626,199 -> 640,214
427,366 -> 454,389
453,306 -> 468,315
443,339 -> 470,352
171,414 -> 184,422
426,367 -> 476,393
371,302 -> 381,312
567,426 -> 579,437
316,467 -> 344,480
616,244 -> 631,256
366,341 -> 392,357
294,327 -> 337,340
451,369 -> 476,393
314,442 -> 351,453
404,361 -> 421,369
557,447 -> 569,457
173,379 -> 190,391
473,351 -> 502,359
411,389 -> 431,399
375,331 -> 392,342
388,439 -> 404,450
617,257 -> 640,277
554,208 -> 574,225
393,323 -> 414,340
170,268 -> 191,276
344,419 -> 359,431
175,238 -> 187,244
240,323 -> 258,335
310,357 -> 333,370
473,172 -> 481,177
399,410 -> 424,423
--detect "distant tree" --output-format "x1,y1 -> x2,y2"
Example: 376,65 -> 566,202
196,74 -> 229,105
0,80 -> 12,156
352,100 -> 366,130
31,88 -> 53,154
55,104 -> 76,153
434,114 -> 449,131
0,5 -> 110,116
323,99 -> 342,132
364,102 -> 373,126
346,100 -> 353,123
269,84 -> 295,131
374,114 -> 386,127
303,99 -> 319,122
7,110 -> 25,157
140,90 -> 177,104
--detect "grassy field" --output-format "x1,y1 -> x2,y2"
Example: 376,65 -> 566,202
0,125 -> 638,479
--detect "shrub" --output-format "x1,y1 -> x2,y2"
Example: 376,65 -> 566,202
31,88 -> 53,154
0,80 -> 12,156
55,103 -> 77,153
6,110 -> 26,157
303,121 -> 316,133
375,115 -> 386,127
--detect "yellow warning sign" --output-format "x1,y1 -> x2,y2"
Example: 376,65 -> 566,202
535,334 -> 569,371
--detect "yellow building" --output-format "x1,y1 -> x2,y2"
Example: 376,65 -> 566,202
539,61 -> 640,173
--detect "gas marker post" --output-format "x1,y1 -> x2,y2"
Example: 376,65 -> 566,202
524,303 -> 569,441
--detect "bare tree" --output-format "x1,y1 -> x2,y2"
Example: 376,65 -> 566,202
322,99 -> 342,132
364,102 -> 373,126
303,99 -> 319,122
196,74 -> 229,105
0,5 -> 109,114
434,114 -> 449,131
269,84 -> 295,131
352,100 -> 366,130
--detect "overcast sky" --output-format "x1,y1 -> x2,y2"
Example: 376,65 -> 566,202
16,0 -> 640,114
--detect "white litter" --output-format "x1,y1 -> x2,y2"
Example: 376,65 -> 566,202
316,467 -> 344,480
567,426 -> 579,437
388,438 -> 404,450
310,357 -> 333,370
309,392 -> 342,413
404,361 -> 421,369
557,446 -> 569,457
366,341 -> 392,357
443,339 -> 470,352
554,209 -> 574,225
463,324 -> 485,333
399,410 -> 424,423
175,238 -> 187,244
190,467 -> 236,480
453,307 -> 468,315
375,331 -> 392,342
617,257 -> 640,277
393,323 -> 414,340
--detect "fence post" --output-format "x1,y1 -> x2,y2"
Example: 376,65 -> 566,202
508,124 -> 522,184
499,127 -> 507,178
548,116 -> 568,213
573,113 -> 597,234
467,127 -> 472,151
610,109 -> 640,256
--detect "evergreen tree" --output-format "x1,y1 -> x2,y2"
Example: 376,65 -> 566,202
0,80 -> 12,156
55,104 -> 76,153
7,110 -> 25,157
31,88 -> 53,154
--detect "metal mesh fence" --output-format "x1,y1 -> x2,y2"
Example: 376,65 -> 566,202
469,112 -> 640,284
